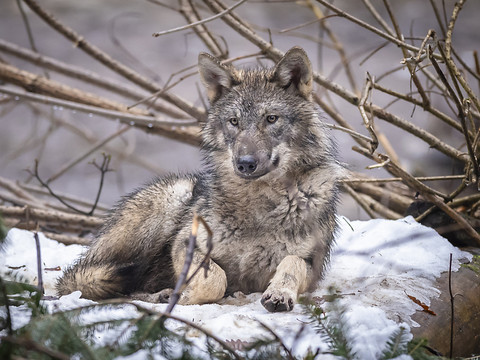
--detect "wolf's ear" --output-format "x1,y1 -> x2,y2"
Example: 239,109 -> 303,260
272,47 -> 313,99
198,53 -> 236,103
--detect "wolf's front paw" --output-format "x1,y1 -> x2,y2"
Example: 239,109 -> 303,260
261,288 -> 295,312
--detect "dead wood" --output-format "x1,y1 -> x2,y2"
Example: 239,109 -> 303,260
411,253 -> 480,357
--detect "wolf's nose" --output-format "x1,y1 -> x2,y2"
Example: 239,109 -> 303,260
236,155 -> 258,174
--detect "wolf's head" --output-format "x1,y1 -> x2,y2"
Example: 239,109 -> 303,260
198,47 -> 332,182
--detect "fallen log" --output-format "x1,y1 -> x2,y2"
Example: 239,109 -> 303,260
411,251 -> 480,357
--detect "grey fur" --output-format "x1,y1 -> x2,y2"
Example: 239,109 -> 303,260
56,47 -> 345,312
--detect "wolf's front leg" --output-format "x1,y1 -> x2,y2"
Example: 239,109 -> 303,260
261,255 -> 309,312
173,252 -> 228,305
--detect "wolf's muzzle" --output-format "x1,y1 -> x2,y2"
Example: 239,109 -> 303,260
236,155 -> 258,175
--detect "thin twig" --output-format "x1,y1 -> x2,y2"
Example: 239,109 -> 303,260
30,157 -> 110,216
367,157 -> 390,170
358,72 -> 378,153
33,231 -> 44,294
342,175 -> 465,183
325,123 -> 373,144
429,45 -> 479,182
46,127 -> 129,184
258,320 -> 295,360
152,0 -> 248,37
88,155 -> 112,216
444,0 -> 480,113
307,0 -> 359,94
343,183 -> 377,219
383,0 -> 430,108
429,0 -> 447,37
127,65 -> 197,111
179,0 -> 225,58
165,213 -> 213,314
448,253 -> 454,359
16,0 -> 42,62
372,81 -> 463,133
361,0 -> 394,36
314,94 -> 370,149
18,182 -> 110,213
315,0 -> 443,60
368,103 -> 467,163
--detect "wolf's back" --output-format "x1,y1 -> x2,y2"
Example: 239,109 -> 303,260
56,174 -> 198,299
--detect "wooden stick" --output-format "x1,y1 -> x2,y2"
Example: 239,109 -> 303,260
0,205 -> 103,229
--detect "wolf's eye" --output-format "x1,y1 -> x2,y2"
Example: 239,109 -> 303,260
229,117 -> 239,126
266,115 -> 279,124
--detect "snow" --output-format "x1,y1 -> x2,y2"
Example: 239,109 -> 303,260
0,216 -> 472,359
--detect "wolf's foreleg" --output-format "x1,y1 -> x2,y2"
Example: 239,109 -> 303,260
261,255 -> 309,312
173,252 -> 228,305
130,252 -> 227,304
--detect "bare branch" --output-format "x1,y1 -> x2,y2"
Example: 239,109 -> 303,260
152,0 -> 248,38
361,0 -> 394,36
429,45 -> 479,182
382,0 -> 430,108
355,148 -> 480,246
307,0 -> 359,94
444,0 -> 480,113
0,39 -> 189,119
0,205 -> 103,230
21,0 -> 206,121
315,0 -> 443,60
343,183 -> 377,219
0,86 -> 202,146
30,156 -> 111,216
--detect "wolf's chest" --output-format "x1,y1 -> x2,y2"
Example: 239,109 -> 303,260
212,234 -> 293,293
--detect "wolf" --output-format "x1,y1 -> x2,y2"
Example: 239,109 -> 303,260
56,46 -> 344,312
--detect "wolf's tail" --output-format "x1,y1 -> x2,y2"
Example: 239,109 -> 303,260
56,260 -> 135,300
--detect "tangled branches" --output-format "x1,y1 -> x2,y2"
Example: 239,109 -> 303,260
0,0 -> 479,243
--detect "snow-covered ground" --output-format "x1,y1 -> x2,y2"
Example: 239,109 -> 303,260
0,216 -> 472,359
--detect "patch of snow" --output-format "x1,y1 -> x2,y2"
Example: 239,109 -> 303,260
0,229 -> 87,295
0,217 -> 472,359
